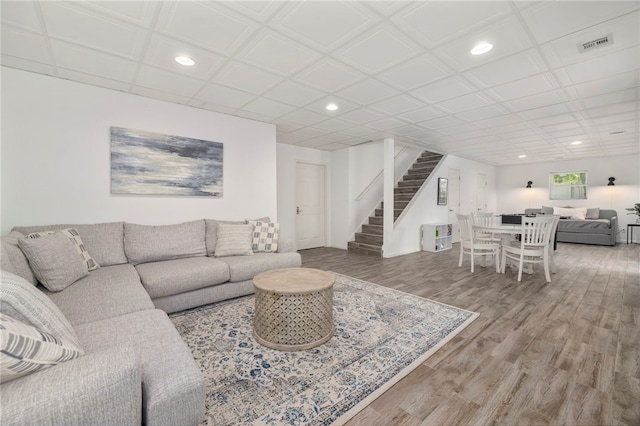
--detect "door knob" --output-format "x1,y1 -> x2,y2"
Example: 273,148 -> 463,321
296,206 -> 301,214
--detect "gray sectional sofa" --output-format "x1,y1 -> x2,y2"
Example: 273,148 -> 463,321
0,219 -> 301,425
524,208 -> 618,246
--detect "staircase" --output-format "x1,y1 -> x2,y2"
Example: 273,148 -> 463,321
347,151 -> 444,256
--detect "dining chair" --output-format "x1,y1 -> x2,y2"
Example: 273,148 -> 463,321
501,215 -> 558,282
471,212 -> 501,244
456,214 -> 501,273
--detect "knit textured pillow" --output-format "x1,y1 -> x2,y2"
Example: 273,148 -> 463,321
0,313 -> 84,383
214,223 -> 253,257
27,228 -> 99,271
249,221 -> 280,253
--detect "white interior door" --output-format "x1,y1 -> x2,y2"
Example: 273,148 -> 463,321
477,173 -> 487,212
296,162 -> 326,250
448,168 -> 461,243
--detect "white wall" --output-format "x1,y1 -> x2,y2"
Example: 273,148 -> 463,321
276,144 -> 331,248
496,154 -> 640,243
385,154 -> 497,257
1,67 -> 277,234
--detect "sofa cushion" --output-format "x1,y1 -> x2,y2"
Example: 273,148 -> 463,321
249,220 -> 280,253
204,219 -> 246,256
218,252 -> 302,282
18,232 -> 89,292
214,223 -> 253,257
0,271 -> 82,348
42,264 -> 154,327
1,232 -> 38,285
135,257 -> 230,299
0,313 -> 84,383
13,222 -> 127,267
26,228 -> 100,272
124,220 -> 206,265
74,309 -> 205,426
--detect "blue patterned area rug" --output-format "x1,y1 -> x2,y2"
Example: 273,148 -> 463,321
170,273 -> 478,426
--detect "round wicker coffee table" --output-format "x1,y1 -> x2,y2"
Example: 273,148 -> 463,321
252,268 -> 335,351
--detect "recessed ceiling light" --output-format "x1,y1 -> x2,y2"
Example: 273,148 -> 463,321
470,42 -> 493,55
325,103 -> 338,111
175,56 -> 195,66
518,154 -> 527,158
571,141 -> 582,145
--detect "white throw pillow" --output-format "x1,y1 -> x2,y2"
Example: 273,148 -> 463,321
214,223 -> 254,257
249,220 -> 280,253
553,206 -> 587,220
0,313 -> 84,383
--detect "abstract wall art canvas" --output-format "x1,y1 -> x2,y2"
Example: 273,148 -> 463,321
111,127 -> 223,197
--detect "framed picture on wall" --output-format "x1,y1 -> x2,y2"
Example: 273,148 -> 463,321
437,178 -> 448,205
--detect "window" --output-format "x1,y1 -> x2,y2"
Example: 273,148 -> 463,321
549,171 -> 587,200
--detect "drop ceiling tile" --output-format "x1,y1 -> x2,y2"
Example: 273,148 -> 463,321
40,2 -> 146,59
432,16 -> 535,72
232,110 -> 275,123
239,30 -> 321,77
338,126 -> 379,137
335,79 -> 399,105
436,123 -> 484,136
532,113 -> 581,127
419,116 -> 466,130
473,114 -> 525,129
376,54 -> 452,90
271,1 -> 377,52
287,127 -> 327,139
339,108 -> 386,124
339,137 -> 371,146
555,46 -> 640,86
312,119 -> 355,132
487,73 -> 559,102
436,92 -> 494,114
136,65 -> 206,98
457,105 -> 510,122
518,103 -> 576,120
157,2 -> 256,56
504,89 -> 568,112
579,88 -> 638,110
520,1 -> 639,44
584,101 -> 637,118
142,35 -> 224,81
1,1 -> 41,32
1,26 -> 50,63
196,102 -> 237,115
273,120 -> 304,133
540,11 -> 640,69
463,49 -> 548,88
279,109 -> 327,126
263,81 -> 325,107
294,58 -> 366,92
393,1 -> 512,48
77,1 -> 158,27
0,55 -> 53,75
221,1 -> 283,21
213,62 -> 283,95
319,143 -> 350,151
591,112 -> 637,125
197,82 -> 257,109
565,71 -> 639,100
389,125 -> 429,136
370,95 -> 424,115
334,24 -> 422,74
57,68 -> 131,92
240,97 -> 297,118
412,76 -> 476,103
396,106 -> 446,123
131,85 -> 191,105
306,132 -> 352,144
364,117 -> 408,131
50,40 -> 137,82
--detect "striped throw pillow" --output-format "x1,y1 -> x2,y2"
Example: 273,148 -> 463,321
0,313 -> 84,383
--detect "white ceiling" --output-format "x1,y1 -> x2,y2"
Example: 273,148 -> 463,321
2,1 -> 639,166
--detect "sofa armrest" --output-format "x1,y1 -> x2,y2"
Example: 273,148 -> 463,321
1,346 -> 141,426
277,239 -> 295,253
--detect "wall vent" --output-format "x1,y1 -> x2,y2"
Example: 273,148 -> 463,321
577,33 -> 613,53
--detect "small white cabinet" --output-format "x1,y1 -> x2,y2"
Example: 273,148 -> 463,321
422,223 -> 453,252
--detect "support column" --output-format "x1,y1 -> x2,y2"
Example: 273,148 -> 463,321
383,138 -> 394,256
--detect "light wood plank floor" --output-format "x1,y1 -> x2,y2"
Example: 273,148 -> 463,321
299,242 -> 640,426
